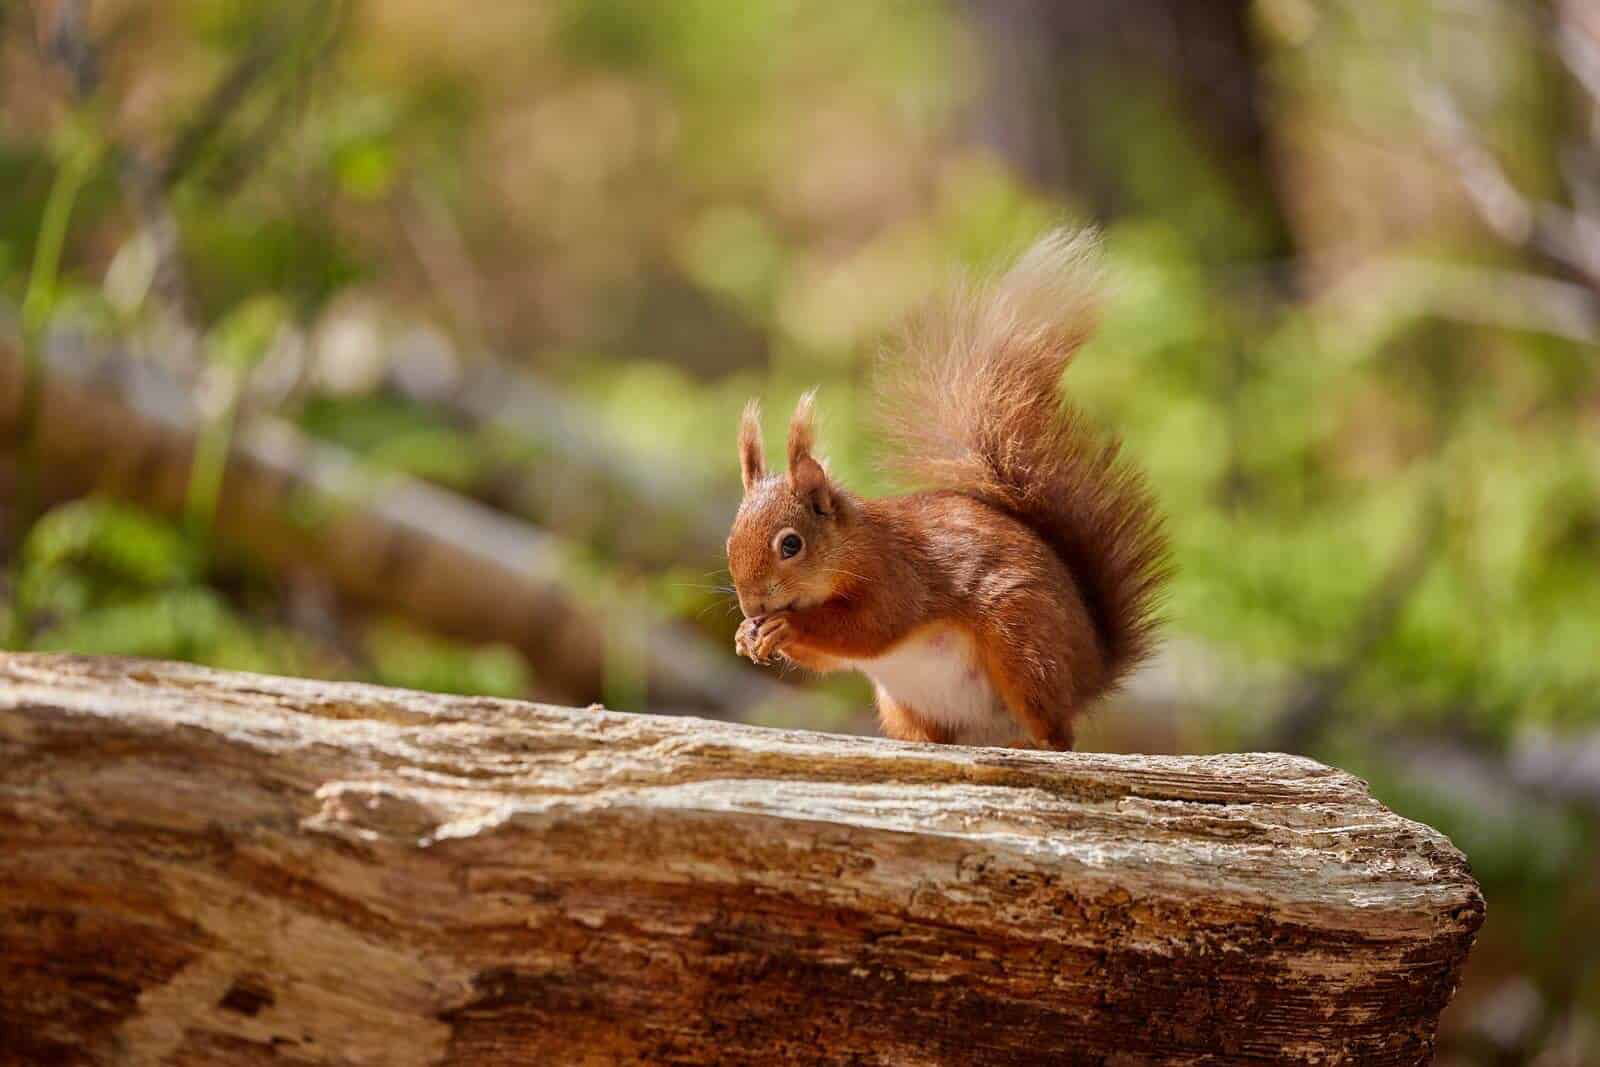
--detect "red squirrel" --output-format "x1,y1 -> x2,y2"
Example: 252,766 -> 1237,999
727,230 -> 1168,750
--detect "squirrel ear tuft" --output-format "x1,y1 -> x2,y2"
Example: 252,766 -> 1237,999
738,398 -> 765,491
787,390 -> 833,516
787,389 -> 818,472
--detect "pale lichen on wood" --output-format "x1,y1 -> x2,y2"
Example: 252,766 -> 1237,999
0,654 -> 1482,1064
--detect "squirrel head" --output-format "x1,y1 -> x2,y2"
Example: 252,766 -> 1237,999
726,391 -> 849,619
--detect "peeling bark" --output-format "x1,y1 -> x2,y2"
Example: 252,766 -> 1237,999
0,654 -> 1482,1064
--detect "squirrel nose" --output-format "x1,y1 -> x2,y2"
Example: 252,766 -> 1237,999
739,584 -> 781,618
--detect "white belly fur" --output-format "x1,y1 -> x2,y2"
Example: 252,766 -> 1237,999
851,624 -> 1024,747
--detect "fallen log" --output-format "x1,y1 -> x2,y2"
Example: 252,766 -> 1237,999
0,336 -> 793,718
0,654 -> 1483,1064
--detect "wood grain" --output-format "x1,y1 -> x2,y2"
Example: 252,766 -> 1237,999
0,654 -> 1483,1064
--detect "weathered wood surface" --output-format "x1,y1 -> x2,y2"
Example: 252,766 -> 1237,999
0,654 -> 1483,1065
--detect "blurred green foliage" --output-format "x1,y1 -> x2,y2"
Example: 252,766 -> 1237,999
1,1 -> 1593,723
1,1 -> 1597,1052
16,498 -> 294,671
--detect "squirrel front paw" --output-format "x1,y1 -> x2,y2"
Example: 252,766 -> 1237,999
734,616 -> 760,661
735,613 -> 793,666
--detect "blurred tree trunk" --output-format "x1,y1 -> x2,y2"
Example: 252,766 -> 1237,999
965,0 -> 1293,262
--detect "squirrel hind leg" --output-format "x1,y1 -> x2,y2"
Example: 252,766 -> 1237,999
977,624 -> 1087,752
875,688 -> 955,745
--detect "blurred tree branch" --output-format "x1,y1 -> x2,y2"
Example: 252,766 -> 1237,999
403,364 -> 738,569
45,0 -> 191,321
1415,3 -> 1600,299
167,1 -> 351,197
0,332 -> 799,719
1320,256 -> 1600,346
391,179 -> 738,568
1415,81 -> 1600,296
155,26 -> 287,193
42,0 -> 349,335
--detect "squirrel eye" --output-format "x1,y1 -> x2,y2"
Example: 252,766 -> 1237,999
777,532 -> 804,559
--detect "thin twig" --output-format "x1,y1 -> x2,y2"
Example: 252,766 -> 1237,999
1322,256 -> 1600,346
156,32 -> 285,191
1414,79 -> 1535,244
1413,17 -> 1600,296
1553,4 -> 1600,109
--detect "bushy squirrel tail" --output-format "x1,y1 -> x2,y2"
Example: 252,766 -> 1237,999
875,229 -> 1169,697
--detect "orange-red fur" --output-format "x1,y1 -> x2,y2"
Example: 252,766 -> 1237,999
727,230 -> 1168,750
876,689 -> 955,745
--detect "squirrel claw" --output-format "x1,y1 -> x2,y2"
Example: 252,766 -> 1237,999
736,613 -> 792,666
750,613 -> 793,664
734,616 -> 761,661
